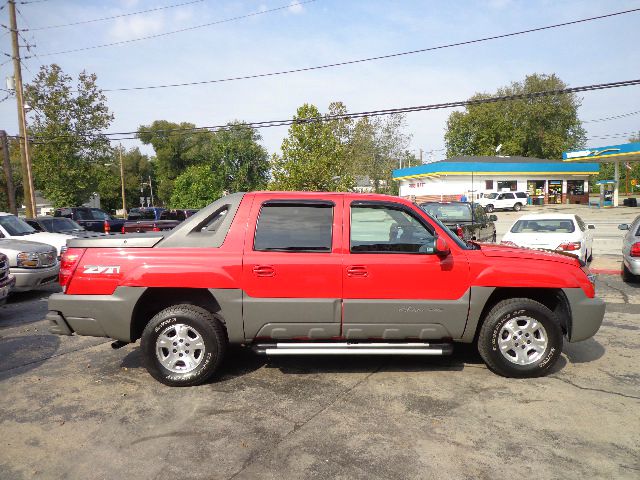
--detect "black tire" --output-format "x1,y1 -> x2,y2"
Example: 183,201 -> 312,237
513,202 -> 522,212
141,304 -> 227,387
492,231 -> 497,243
477,298 -> 563,378
623,264 -> 638,283
485,204 -> 494,213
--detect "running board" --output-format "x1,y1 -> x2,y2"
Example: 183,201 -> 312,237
253,342 -> 453,356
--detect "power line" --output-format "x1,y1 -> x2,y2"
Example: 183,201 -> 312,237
91,6 -> 640,93
26,0 -> 203,31
32,0 -> 318,58
584,109 -> 640,123
19,77 -> 640,144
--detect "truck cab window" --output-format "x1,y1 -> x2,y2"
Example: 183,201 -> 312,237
254,204 -> 333,252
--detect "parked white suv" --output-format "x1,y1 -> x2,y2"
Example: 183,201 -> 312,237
477,192 -> 528,212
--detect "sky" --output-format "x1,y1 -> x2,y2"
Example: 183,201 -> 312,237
1,0 -> 639,162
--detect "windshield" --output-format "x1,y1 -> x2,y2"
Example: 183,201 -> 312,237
421,203 -> 472,222
510,219 -> 575,234
41,217 -> 84,232
0,215 -> 37,236
90,209 -> 112,220
484,193 -> 498,199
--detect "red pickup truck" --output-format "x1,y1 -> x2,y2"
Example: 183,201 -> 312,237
47,192 -> 605,386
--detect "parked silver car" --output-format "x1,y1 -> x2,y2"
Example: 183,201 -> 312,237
0,239 -> 59,292
0,252 -> 16,304
618,215 -> 640,282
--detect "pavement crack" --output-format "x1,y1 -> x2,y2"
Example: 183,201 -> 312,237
550,375 -> 640,401
226,361 -> 386,480
600,277 -> 630,304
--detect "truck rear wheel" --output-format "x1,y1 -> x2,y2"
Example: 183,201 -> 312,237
513,202 -> 522,211
477,298 -> 562,378
141,305 -> 227,386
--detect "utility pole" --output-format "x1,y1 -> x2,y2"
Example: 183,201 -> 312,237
8,0 -> 36,217
118,144 -> 126,215
0,130 -> 17,214
419,148 -> 423,164
148,175 -> 154,206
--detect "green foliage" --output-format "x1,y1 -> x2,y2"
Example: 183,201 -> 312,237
96,146 -> 153,212
137,121 -> 213,204
25,64 -> 113,207
170,164 -> 223,209
270,103 -> 355,191
350,114 -> 413,194
445,73 -> 587,160
0,137 -> 24,211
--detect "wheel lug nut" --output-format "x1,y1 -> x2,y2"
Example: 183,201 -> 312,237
185,350 -> 189,354
173,342 -> 177,346
186,343 -> 190,346
179,339 -> 184,343
527,340 -> 531,344
173,349 -> 177,353
179,353 -> 183,357
515,343 -> 519,346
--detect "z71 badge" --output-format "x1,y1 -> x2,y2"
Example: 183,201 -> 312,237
83,265 -> 121,274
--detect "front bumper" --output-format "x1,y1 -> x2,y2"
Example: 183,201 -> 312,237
11,265 -> 60,292
47,286 -> 146,341
563,288 -> 606,342
0,274 -> 16,305
623,255 -> 640,275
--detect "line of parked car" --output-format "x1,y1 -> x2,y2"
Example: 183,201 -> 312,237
0,206 -> 199,299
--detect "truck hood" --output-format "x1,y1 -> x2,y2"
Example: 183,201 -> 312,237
479,243 -> 580,266
18,232 -> 73,256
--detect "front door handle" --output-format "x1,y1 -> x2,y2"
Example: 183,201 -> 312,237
253,265 -> 275,277
347,265 -> 368,277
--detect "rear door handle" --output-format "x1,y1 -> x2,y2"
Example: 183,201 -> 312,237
347,265 -> 368,277
253,265 -> 275,277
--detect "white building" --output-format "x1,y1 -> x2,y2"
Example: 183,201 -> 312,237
393,156 -> 599,205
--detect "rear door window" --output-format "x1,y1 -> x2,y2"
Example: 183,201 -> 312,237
254,203 -> 333,252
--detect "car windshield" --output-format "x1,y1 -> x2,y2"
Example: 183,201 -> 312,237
510,219 -> 575,233
484,193 -> 498,199
421,203 -> 472,222
0,215 -> 37,236
42,217 -> 84,232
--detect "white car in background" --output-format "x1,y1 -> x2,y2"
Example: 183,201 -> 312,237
501,213 -> 595,263
0,213 -> 73,257
476,191 -> 528,212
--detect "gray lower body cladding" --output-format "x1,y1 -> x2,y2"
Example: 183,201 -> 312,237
563,287 -> 605,342
47,286 -> 146,342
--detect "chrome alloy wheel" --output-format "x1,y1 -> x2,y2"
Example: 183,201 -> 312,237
497,316 -> 548,365
156,323 -> 206,373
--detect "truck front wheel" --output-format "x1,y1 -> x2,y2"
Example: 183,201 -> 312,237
477,298 -> 562,378
141,305 -> 227,386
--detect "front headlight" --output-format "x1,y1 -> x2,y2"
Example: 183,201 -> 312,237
17,252 -> 40,268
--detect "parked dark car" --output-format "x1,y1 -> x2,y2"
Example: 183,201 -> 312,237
121,208 -> 199,233
159,209 -> 198,221
25,217 -> 106,238
127,207 -> 165,221
420,201 -> 497,243
54,207 -> 125,234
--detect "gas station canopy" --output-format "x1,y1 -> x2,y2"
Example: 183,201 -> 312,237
563,142 -> 640,207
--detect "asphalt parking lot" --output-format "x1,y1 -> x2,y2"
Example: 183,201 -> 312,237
1,205 -> 639,480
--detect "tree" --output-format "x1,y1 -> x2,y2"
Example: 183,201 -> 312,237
350,114 -> 412,194
158,122 -> 269,208
0,137 -> 24,211
270,103 -> 354,191
137,121 -> 213,204
170,164 -> 223,208
96,146 -> 153,213
24,64 -> 113,207
445,73 -> 586,160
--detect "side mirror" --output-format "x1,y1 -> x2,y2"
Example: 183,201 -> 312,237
587,224 -> 595,230
489,215 -> 498,222
435,237 -> 450,256
618,224 -> 629,231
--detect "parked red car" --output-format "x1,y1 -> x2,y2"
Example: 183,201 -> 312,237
47,192 -> 604,386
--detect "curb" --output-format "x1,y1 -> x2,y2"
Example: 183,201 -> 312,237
591,269 -> 622,275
